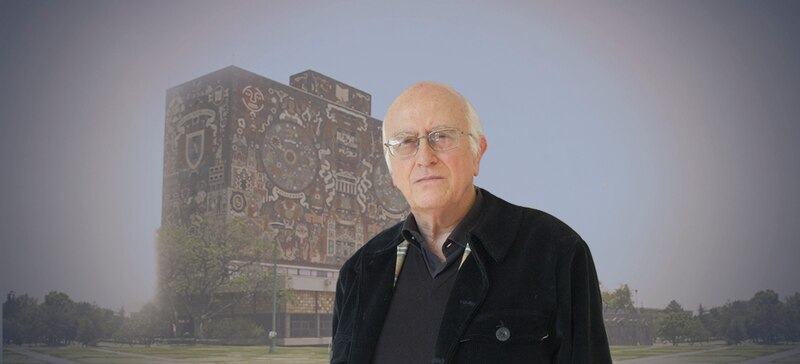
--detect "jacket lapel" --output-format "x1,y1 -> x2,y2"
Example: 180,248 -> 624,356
469,188 -> 523,264
432,240 -> 490,363
349,247 -> 398,363
432,189 -> 525,362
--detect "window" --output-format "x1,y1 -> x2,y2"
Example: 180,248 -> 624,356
290,314 -> 317,337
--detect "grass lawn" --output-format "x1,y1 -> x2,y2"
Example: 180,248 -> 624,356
104,344 -> 329,362
681,344 -> 797,363
776,352 -> 800,363
18,344 -> 329,363
7,342 -> 799,363
610,343 -> 719,361
3,348 -> 48,364
30,345 -> 123,361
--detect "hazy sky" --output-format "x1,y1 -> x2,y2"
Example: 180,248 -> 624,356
1,0 -> 798,313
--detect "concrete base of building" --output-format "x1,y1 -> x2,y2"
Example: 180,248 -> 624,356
276,337 -> 332,346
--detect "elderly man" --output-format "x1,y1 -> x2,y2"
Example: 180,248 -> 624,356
331,82 -> 611,363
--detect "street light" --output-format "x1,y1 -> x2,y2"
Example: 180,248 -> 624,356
266,222 -> 284,354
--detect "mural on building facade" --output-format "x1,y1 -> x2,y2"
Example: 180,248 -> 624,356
163,66 -> 407,268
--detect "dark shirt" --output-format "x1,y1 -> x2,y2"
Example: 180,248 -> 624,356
372,188 -> 483,363
371,241 -> 460,364
400,188 -> 484,277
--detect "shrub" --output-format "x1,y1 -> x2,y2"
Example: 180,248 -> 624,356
203,317 -> 265,339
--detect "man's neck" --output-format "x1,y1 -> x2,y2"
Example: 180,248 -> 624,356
411,187 -> 477,261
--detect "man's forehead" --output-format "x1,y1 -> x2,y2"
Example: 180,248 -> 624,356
392,83 -> 463,109
384,83 -> 467,132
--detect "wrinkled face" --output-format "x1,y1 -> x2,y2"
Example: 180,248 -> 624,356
383,84 -> 485,213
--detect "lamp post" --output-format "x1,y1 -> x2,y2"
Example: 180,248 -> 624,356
267,222 -> 284,354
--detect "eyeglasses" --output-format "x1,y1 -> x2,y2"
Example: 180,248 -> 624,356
384,127 -> 473,158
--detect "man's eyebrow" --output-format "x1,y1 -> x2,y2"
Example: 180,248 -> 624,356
429,125 -> 457,131
389,131 -> 416,138
390,124 -> 457,137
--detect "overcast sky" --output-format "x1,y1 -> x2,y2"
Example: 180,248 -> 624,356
1,0 -> 798,313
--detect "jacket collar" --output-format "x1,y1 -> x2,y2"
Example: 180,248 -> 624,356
362,187 -> 523,263
467,188 -> 524,263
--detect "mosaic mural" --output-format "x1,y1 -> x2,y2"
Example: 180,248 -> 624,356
290,70 -> 372,115
163,66 -> 407,268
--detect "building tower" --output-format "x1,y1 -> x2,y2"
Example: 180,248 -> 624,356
161,66 -> 407,344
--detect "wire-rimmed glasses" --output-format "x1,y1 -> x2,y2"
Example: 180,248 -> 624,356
384,127 -> 473,158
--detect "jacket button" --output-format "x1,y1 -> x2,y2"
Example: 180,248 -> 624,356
495,326 -> 511,342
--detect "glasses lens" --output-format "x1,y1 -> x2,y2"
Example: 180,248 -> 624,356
429,129 -> 459,151
389,135 -> 419,156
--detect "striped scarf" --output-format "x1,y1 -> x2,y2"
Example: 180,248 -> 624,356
393,240 -> 472,287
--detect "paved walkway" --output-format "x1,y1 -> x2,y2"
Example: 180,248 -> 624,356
5,346 -> 185,364
737,345 -> 800,364
87,347 -> 186,363
5,346 -> 80,364
618,344 -> 800,364
617,345 -> 733,363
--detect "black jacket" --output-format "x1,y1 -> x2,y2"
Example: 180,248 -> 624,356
331,188 -> 611,363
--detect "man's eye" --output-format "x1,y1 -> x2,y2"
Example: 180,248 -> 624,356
391,137 -> 416,148
399,137 -> 417,145
431,132 -> 451,141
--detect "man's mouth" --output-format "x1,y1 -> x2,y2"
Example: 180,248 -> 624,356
415,176 -> 443,184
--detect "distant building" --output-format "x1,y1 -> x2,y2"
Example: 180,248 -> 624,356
603,308 -> 657,345
161,66 -> 408,345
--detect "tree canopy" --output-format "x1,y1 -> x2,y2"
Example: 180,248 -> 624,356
2,291 -> 121,346
602,283 -> 636,312
157,216 -> 289,338
653,291 -> 800,345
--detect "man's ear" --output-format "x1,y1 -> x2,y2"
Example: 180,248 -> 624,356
473,136 -> 487,176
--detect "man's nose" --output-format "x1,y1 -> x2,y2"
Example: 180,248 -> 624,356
415,138 -> 438,166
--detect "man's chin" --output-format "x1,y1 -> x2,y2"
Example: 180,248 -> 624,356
409,191 -> 450,211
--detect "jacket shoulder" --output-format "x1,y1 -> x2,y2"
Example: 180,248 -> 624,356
339,219 -> 404,274
479,188 -> 582,243
520,206 -> 582,242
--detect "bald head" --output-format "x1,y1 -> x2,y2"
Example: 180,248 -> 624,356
382,82 -> 484,169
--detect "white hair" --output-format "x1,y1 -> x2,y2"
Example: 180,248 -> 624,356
382,83 -> 484,172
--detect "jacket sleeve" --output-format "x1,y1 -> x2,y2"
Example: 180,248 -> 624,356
331,266 -> 345,342
555,238 -> 612,363
330,256 -> 356,363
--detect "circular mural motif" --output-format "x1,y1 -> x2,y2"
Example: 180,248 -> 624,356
230,191 -> 246,213
262,121 -> 318,192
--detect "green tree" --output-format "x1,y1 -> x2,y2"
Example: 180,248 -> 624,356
655,300 -> 695,345
726,316 -> 747,344
204,317 -> 265,340
3,292 -> 42,345
697,304 -> 710,333
157,216 -> 284,338
665,300 -> 684,313
76,318 -> 98,346
747,289 -> 783,344
655,311 -> 692,345
783,292 -> 800,342
602,284 -> 635,312
41,291 -> 77,345
112,302 -> 166,346
73,301 -> 119,346
685,318 -> 710,344
712,300 -> 749,344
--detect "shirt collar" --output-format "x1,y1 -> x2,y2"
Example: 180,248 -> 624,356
449,187 -> 483,247
401,187 -> 483,249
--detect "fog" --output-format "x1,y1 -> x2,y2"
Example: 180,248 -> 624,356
1,0 -> 798,313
